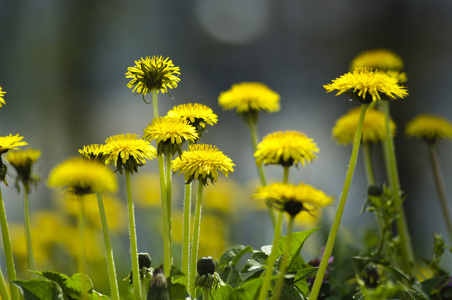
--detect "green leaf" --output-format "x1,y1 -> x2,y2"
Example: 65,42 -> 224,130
168,282 -> 189,300
218,245 -> 254,269
241,252 -> 268,273
210,282 -> 234,300
278,227 -> 320,272
13,279 -> 64,300
218,266 -> 242,287
230,277 -> 263,300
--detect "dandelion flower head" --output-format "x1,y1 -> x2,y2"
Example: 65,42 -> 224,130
405,114 -> 452,143
5,149 -> 41,192
48,157 -> 117,195
254,182 -> 333,217
333,107 -> 396,145
167,103 -> 218,136
0,134 -> 27,155
172,144 -> 235,186
324,68 -> 408,103
78,144 -> 111,162
0,86 -> 5,108
254,131 -> 319,167
104,134 -> 157,174
126,55 -> 180,96
143,116 -> 198,156
218,82 -> 280,124
350,49 -> 404,72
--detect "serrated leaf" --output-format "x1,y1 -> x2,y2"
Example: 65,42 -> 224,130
13,279 -> 64,300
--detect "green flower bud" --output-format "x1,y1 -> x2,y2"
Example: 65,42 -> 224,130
197,256 -> 215,276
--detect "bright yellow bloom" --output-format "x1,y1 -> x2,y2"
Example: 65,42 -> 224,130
0,86 -> 5,108
333,107 -> 396,145
143,116 -> 198,156
324,68 -> 408,103
5,149 -> 41,192
126,55 -> 180,95
254,131 -> 319,167
0,134 -> 27,155
254,182 -> 333,217
167,103 -> 218,136
104,133 -> 157,173
350,49 -> 404,72
218,82 -> 280,124
172,144 -> 235,185
78,144 -> 110,161
405,114 -> 452,143
48,157 -> 117,195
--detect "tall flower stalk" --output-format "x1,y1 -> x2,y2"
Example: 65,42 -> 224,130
379,100 -> 415,277
311,67 -> 408,299
172,144 -> 234,297
218,82 -> 280,226
0,265 -> 10,300
310,103 -> 369,299
0,134 -> 28,300
104,134 -> 157,299
406,114 -> 452,242
96,193 -> 120,300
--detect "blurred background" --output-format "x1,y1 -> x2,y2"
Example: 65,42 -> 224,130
1,0 -> 452,293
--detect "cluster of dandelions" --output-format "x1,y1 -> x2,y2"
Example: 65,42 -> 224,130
1,49 -> 452,300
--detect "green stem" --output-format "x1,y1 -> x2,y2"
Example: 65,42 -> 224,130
151,90 -> 159,119
23,190 -> 36,275
125,171 -> 142,300
257,210 -> 284,300
309,103 -> 368,300
428,144 -> 452,242
166,153 -> 173,271
0,186 -> 20,300
77,195 -> 86,275
379,101 -> 415,277
96,193 -> 120,300
249,121 -> 276,228
189,181 -> 204,297
158,153 -> 171,278
182,182 -> 192,288
362,143 -> 376,185
282,166 -> 290,184
273,215 -> 294,300
0,264 -> 10,300
203,287 -> 210,300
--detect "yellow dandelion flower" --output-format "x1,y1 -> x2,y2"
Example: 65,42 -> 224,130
254,131 -> 319,167
0,86 -> 5,108
218,82 -> 280,124
293,209 -> 321,228
172,144 -> 235,186
333,107 -> 396,145
5,148 -> 41,192
0,134 -> 28,155
405,114 -> 452,143
126,55 -> 181,96
104,133 -> 157,174
167,103 -> 218,136
143,116 -> 198,156
324,68 -> 408,103
350,49 -> 404,72
48,157 -> 117,195
254,182 -> 333,217
78,144 -> 110,161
